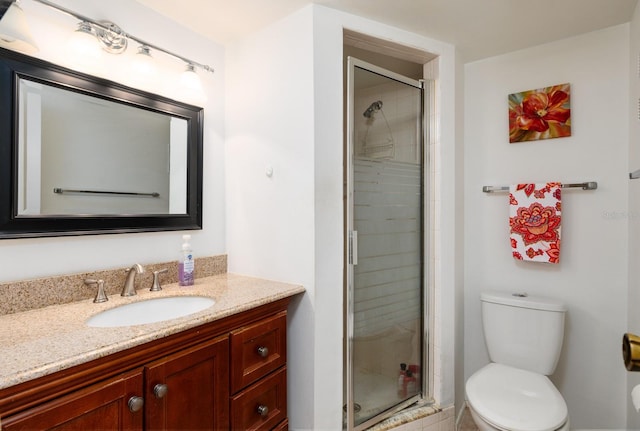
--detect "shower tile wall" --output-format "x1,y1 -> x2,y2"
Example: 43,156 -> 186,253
352,158 -> 422,384
355,83 -> 421,164
353,159 -> 421,337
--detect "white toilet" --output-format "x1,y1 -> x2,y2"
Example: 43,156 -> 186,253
465,291 -> 570,431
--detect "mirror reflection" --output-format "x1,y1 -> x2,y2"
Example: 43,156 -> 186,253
17,78 -> 188,216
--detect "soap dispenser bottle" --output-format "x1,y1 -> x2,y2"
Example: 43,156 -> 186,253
179,234 -> 195,286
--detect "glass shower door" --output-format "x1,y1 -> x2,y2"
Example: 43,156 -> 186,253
345,57 -> 426,430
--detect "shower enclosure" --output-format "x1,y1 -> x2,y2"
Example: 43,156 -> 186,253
344,57 -> 429,430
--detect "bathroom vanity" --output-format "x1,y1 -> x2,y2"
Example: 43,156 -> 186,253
0,273 -> 303,430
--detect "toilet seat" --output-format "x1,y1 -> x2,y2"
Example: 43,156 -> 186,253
466,363 -> 568,431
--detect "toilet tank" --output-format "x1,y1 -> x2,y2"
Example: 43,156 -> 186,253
481,291 -> 567,375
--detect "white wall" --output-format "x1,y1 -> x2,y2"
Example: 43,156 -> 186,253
225,6 -> 317,428
0,0 -> 226,282
628,2 -> 640,428
226,5 -> 461,429
464,25 -> 630,429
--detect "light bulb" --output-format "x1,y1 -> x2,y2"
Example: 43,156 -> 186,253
179,63 -> 203,92
0,0 -> 38,54
131,45 -> 156,77
66,21 -> 103,74
178,63 -> 206,104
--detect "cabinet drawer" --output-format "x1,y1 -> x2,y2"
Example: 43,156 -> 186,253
230,311 -> 286,392
272,418 -> 289,431
230,367 -> 287,431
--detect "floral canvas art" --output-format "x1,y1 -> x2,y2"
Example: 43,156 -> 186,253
508,83 -> 571,143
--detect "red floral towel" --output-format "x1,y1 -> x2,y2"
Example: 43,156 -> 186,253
509,183 -> 562,264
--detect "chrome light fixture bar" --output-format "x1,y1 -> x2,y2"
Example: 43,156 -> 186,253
31,0 -> 214,74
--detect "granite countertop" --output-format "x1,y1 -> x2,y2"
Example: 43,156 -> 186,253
0,273 -> 304,390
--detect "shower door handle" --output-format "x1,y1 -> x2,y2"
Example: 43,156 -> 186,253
350,230 -> 358,265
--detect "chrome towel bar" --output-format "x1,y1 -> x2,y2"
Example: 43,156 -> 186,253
53,188 -> 160,197
482,182 -> 597,193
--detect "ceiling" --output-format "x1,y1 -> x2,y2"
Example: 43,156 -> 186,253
136,0 -> 638,62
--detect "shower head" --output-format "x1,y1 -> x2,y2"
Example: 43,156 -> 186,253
363,100 -> 383,118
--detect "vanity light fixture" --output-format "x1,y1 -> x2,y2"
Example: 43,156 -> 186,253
93,21 -> 128,54
28,0 -> 214,94
0,0 -> 38,54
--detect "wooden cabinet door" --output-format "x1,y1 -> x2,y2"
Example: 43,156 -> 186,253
145,335 -> 229,431
1,368 -> 144,431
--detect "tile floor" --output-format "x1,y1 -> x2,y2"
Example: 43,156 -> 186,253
457,407 -> 479,431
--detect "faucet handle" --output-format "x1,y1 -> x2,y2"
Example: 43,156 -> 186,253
150,269 -> 168,292
85,278 -> 108,303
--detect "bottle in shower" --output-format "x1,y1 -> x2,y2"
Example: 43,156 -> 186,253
404,370 -> 417,396
397,363 -> 407,397
179,234 -> 195,286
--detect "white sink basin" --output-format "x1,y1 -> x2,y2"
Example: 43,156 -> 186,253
86,296 -> 215,328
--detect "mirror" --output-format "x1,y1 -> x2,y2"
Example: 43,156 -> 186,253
0,47 -> 203,238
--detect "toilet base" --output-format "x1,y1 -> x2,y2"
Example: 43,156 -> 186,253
467,402 -> 570,431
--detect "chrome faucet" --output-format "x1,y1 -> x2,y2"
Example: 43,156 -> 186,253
122,263 -> 144,296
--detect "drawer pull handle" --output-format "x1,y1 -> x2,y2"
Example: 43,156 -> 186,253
128,396 -> 144,412
257,346 -> 269,358
154,383 -> 168,399
257,405 -> 269,417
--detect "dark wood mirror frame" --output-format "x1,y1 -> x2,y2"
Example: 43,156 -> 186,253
0,47 -> 203,239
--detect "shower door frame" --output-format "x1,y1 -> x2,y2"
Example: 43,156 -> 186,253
344,56 -> 431,431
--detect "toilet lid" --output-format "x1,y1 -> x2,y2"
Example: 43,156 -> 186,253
466,363 -> 568,431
